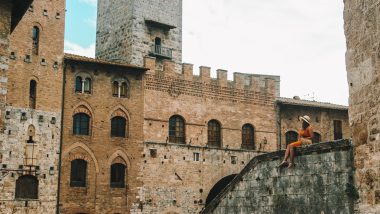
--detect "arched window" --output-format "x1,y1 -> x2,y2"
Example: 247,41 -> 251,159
110,163 -> 126,188
32,26 -> 39,55
242,124 -> 255,150
112,81 -> 119,97
313,132 -> 321,144
111,116 -> 126,137
70,159 -> 87,187
208,120 -> 221,147
84,78 -> 91,93
75,76 -> 82,92
73,113 -> 90,135
169,115 -> 185,144
29,80 -> 37,109
15,175 -> 38,199
120,82 -> 128,98
285,131 -> 298,146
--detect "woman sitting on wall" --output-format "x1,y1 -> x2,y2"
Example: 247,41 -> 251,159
279,115 -> 314,168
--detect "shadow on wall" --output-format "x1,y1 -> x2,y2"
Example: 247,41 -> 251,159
205,174 -> 238,206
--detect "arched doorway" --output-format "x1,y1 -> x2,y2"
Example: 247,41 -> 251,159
205,174 -> 237,205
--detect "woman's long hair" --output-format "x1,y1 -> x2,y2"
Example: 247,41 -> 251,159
302,121 -> 310,130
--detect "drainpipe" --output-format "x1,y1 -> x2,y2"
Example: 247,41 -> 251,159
56,62 -> 67,214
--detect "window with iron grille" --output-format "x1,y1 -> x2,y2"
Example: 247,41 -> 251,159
110,163 -> 126,188
73,113 -> 90,135
32,26 -> 39,55
333,120 -> 343,140
241,124 -> 255,150
70,159 -> 87,187
15,175 -> 38,199
285,131 -> 298,146
312,132 -> 321,144
111,117 -> 126,137
29,80 -> 37,109
208,120 -> 221,147
169,115 -> 185,144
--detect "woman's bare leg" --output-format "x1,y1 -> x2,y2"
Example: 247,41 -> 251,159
283,145 -> 290,162
289,146 -> 295,166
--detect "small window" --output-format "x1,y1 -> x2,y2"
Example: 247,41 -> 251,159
29,80 -> 37,109
120,82 -> 128,97
285,131 -> 298,146
168,115 -> 185,144
70,159 -> 87,187
32,27 -> 39,55
333,120 -> 343,140
75,76 -> 82,92
112,81 -> 118,97
15,175 -> 38,199
193,153 -> 200,161
231,156 -> 237,164
313,132 -> 321,144
208,120 -> 221,147
73,113 -> 90,135
242,124 -> 255,150
110,163 -> 126,188
111,117 -> 126,137
84,78 -> 91,93
154,37 -> 161,54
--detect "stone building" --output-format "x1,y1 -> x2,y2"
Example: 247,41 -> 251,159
344,0 -> 380,212
0,0 -> 352,213
0,0 -> 65,213
276,97 -> 350,149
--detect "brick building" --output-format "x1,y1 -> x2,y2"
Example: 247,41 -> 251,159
0,0 -> 351,213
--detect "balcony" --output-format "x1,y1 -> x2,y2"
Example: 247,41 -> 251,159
149,45 -> 173,59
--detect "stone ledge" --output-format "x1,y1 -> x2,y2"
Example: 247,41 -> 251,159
200,139 -> 352,213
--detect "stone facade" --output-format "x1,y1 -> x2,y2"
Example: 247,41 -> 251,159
277,97 -> 350,149
59,56 -> 146,214
0,0 -> 65,213
96,0 -> 182,68
344,0 -> 380,212
202,140 -> 356,214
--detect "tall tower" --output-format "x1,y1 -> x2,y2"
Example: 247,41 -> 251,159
96,0 -> 183,68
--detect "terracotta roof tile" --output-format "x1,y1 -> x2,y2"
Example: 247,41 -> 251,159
276,97 -> 348,110
64,53 -> 148,71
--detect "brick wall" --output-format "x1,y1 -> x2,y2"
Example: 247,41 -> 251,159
344,0 -> 380,212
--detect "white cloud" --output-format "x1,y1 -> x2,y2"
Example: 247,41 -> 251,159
64,41 -> 95,58
85,18 -> 97,28
79,0 -> 97,6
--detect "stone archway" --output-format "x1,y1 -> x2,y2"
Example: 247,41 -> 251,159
205,174 -> 237,205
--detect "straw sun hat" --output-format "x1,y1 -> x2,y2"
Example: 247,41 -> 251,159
299,115 -> 311,124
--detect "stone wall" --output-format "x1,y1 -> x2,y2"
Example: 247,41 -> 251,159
0,0 -> 65,213
59,60 -> 146,214
278,104 -> 350,149
96,0 -> 183,67
202,140 -> 356,214
344,0 -> 380,212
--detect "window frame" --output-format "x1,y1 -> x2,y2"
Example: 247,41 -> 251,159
168,115 -> 186,144
207,120 -> 221,147
70,159 -> 87,187
110,163 -> 126,188
32,26 -> 40,55
333,120 -> 343,140
29,80 -> 37,109
15,175 -> 39,199
241,124 -> 255,150
73,113 -> 90,136
111,116 -> 127,138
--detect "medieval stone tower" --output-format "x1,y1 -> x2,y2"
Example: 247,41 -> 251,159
0,0 -> 65,213
96,0 -> 183,68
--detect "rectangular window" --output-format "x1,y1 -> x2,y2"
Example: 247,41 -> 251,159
193,153 -> 200,161
333,120 -> 343,140
231,156 -> 237,164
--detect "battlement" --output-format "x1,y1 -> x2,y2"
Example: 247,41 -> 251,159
144,56 -> 280,103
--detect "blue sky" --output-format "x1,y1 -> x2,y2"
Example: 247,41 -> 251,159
64,0 -> 348,105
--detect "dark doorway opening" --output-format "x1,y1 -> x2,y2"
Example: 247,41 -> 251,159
205,174 -> 237,205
